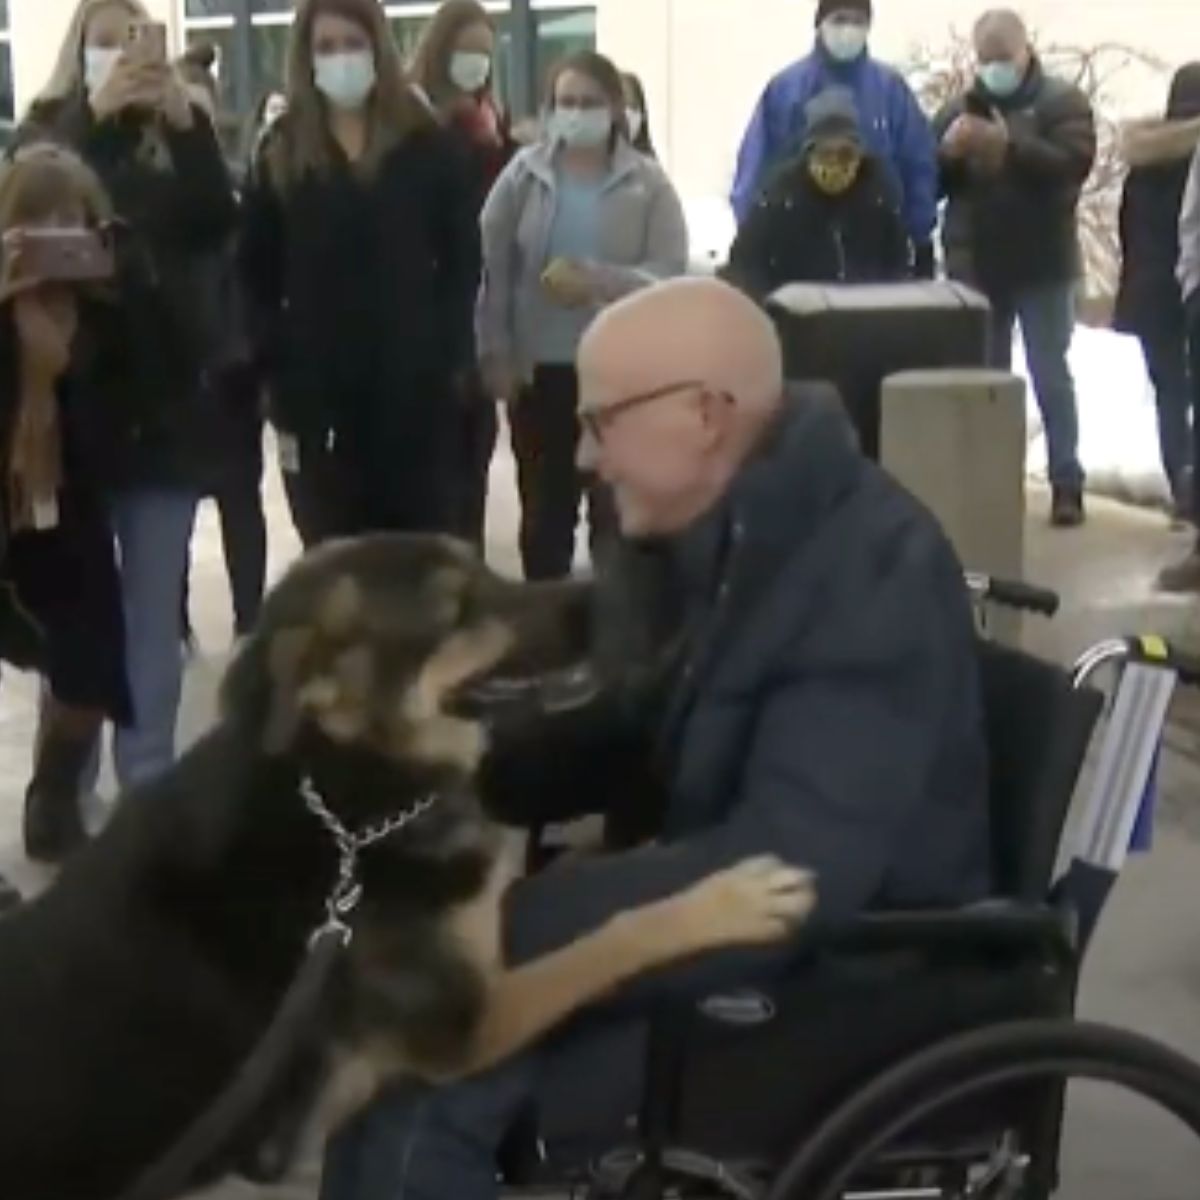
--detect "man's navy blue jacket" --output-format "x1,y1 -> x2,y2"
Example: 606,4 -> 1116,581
492,388 -> 990,993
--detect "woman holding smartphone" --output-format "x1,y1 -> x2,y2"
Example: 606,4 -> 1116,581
18,0 -> 236,793
478,50 -> 688,581
0,144 -> 131,863
240,0 -> 480,547
410,0 -> 516,550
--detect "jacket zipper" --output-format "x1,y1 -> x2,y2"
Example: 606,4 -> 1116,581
833,224 -> 847,281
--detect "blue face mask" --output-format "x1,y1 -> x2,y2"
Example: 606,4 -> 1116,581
979,60 -> 1023,98
820,19 -> 869,63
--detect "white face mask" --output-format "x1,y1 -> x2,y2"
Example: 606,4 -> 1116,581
820,20 -> 869,63
549,107 -> 612,149
84,46 -> 122,97
313,51 -> 377,111
626,108 -> 644,142
449,51 -> 491,94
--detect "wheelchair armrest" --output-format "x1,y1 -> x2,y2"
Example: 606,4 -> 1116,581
830,901 -> 1078,962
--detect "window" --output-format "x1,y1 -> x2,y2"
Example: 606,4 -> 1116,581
0,0 -> 11,127
178,0 -> 595,120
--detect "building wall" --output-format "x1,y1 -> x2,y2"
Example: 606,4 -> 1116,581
10,0 -> 179,119
598,0 -> 1200,202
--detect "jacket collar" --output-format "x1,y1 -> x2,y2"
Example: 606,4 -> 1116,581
522,137 -> 645,190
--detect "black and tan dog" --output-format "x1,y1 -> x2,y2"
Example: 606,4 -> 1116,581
0,534 -> 813,1199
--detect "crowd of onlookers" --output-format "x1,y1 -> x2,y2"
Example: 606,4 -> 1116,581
0,0 -> 1194,892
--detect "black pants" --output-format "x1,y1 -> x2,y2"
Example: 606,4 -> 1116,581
1138,317 -> 1194,505
453,381 -> 499,550
282,419 -> 456,550
509,364 -> 616,582
1188,297 -> 1200,543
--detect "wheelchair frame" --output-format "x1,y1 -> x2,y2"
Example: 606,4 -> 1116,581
502,574 -> 1200,1200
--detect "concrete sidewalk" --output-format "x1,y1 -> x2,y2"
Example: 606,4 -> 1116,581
1,447 -> 1199,1198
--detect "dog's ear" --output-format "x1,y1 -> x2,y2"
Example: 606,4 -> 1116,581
262,626 -> 316,755
318,575 -> 363,640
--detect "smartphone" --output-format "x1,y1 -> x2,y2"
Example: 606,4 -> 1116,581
127,20 -> 168,64
15,229 -> 115,285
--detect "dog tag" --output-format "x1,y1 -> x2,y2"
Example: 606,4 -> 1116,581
278,433 -> 300,474
32,495 -> 59,530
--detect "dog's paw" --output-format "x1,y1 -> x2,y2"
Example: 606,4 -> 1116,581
681,857 -> 816,947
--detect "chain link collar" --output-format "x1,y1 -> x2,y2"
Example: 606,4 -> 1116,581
301,776 -> 437,947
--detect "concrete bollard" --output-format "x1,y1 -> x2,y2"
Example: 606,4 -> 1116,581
881,369 -> 1028,646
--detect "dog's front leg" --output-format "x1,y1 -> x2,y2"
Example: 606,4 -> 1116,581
447,855 -> 814,1079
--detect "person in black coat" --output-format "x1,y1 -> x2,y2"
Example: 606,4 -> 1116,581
18,0 -> 236,792
724,86 -> 910,299
1114,63 -> 1200,521
934,10 -> 1096,528
410,0 -> 516,551
0,144 -> 133,862
240,0 -> 481,548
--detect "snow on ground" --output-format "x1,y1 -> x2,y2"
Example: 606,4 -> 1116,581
683,197 -> 1173,509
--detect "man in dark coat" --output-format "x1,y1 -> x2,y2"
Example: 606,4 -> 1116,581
321,277 -> 990,1200
934,8 -> 1096,528
724,86 -> 911,298
1115,64 -> 1200,527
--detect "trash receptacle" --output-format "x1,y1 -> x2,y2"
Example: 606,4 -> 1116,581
766,281 -> 991,459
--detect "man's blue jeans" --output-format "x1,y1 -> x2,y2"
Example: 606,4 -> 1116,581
988,282 -> 1085,492
320,1019 -> 646,1200
109,488 -> 198,789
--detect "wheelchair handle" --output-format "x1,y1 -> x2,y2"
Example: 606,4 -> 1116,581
965,573 -> 1061,618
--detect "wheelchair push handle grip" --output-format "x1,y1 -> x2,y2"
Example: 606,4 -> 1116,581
966,574 -> 1061,618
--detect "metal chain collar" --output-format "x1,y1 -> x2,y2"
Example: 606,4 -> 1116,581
300,776 -> 437,946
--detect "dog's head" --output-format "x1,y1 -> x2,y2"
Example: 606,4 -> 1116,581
221,534 -> 591,790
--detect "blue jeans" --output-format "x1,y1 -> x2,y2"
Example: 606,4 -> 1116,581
320,1020 -> 645,1200
989,283 -> 1085,492
109,488 -> 198,789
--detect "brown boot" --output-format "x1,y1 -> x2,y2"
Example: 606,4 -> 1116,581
23,728 -> 94,864
1156,550 -> 1200,594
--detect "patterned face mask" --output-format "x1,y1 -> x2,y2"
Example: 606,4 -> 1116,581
808,154 -> 861,195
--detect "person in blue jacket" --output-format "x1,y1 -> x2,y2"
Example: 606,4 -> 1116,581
731,0 -> 938,273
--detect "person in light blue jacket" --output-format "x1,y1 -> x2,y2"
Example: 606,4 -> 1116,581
731,0 -> 937,272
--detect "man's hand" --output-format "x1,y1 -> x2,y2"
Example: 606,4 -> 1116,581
940,114 -> 975,160
155,67 -> 196,130
0,231 -> 42,304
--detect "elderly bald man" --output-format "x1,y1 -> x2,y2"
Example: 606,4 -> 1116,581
321,278 -> 989,1200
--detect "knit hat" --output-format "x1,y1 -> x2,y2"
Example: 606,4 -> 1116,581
815,0 -> 873,25
803,87 -> 863,148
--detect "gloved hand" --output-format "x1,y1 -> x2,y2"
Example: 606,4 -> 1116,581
912,241 -> 936,280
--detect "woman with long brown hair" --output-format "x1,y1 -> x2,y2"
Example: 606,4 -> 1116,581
410,0 -> 515,549
18,0 -> 236,795
0,144 -> 131,863
240,0 -> 481,546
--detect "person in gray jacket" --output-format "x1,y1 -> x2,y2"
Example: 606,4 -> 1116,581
321,277 -> 989,1200
1161,142 -> 1200,590
478,49 -> 688,580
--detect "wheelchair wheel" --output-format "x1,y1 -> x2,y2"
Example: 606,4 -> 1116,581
768,1019 -> 1200,1200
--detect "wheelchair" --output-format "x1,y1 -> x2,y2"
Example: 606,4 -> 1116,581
499,575 -> 1200,1200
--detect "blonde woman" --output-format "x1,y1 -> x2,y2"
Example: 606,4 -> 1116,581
0,145 -> 132,862
239,0 -> 480,547
18,0 -> 236,793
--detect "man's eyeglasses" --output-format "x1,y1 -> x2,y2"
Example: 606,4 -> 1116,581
579,379 -> 727,441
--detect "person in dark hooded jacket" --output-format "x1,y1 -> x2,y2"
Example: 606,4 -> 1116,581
724,87 -> 910,299
1115,63 -> 1200,524
16,0 -> 236,792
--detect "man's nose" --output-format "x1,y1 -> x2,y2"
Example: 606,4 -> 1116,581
576,426 -> 599,473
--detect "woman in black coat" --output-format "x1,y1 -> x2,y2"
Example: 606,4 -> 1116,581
18,0 -> 236,794
1115,63 -> 1200,520
240,0 -> 480,547
0,144 -> 133,862
724,87 -> 910,300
